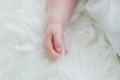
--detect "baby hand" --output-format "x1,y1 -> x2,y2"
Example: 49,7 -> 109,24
45,24 -> 68,58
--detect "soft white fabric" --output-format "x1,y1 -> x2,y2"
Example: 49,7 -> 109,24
0,0 -> 120,80
102,0 -> 120,55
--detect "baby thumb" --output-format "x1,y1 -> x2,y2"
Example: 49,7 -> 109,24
53,33 -> 63,54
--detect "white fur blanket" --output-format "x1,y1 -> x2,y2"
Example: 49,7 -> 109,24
0,0 -> 120,80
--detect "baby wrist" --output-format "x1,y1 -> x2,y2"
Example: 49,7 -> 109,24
48,23 -> 66,30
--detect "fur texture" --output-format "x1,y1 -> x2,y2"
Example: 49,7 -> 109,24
0,0 -> 120,80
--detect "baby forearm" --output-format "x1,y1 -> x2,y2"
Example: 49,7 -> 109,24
47,0 -> 77,29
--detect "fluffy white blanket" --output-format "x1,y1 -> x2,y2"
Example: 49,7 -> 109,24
0,0 -> 120,80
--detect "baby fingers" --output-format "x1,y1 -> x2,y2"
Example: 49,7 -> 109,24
45,33 -> 60,58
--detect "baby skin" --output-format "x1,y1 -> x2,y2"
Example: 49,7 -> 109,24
45,0 -> 77,58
